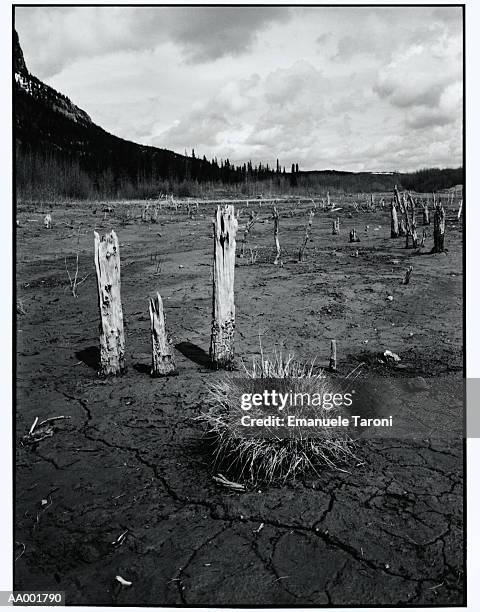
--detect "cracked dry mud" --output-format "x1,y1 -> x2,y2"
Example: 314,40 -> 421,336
15,199 -> 464,605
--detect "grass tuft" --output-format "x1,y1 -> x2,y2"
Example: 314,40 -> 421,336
200,348 -> 358,484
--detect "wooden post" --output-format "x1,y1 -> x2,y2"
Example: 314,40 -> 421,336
433,201 -> 446,253
298,208 -> 315,262
210,205 -> 238,369
327,191 -> 331,210
420,228 -> 427,248
272,205 -> 281,265
422,200 -> 430,225
349,228 -> 360,243
403,266 -> 413,285
332,218 -> 340,235
393,185 -> 405,215
406,193 -> 418,248
390,198 -> 399,238
94,230 -> 126,376
149,293 -> 176,377
329,340 -> 337,372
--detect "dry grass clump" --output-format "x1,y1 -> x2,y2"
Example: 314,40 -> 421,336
200,349 -> 357,484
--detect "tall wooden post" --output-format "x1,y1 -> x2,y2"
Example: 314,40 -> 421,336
390,198 -> 399,238
210,205 -> 238,369
406,193 -> 418,248
94,230 -> 125,376
433,201 -> 446,253
272,206 -> 281,265
149,293 -> 176,377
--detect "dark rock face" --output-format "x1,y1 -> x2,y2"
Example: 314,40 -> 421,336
14,30 -> 92,127
14,30 -> 28,76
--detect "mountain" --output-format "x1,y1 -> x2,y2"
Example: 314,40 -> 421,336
14,30 -> 248,199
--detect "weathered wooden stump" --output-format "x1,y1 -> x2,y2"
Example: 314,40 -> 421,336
272,206 -> 282,265
349,228 -> 360,243
149,292 -> 176,377
332,218 -> 340,235
420,228 -> 428,248
390,199 -> 399,238
433,202 -> 446,253
403,266 -> 413,285
329,339 -> 337,372
94,230 -> 126,376
210,205 -> 238,369
44,214 -> 52,229
298,208 -> 315,261
406,194 -> 418,248
423,201 -> 430,225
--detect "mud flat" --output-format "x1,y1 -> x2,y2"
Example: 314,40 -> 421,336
15,196 -> 464,605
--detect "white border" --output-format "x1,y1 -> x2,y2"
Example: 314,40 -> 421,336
2,1 -> 476,611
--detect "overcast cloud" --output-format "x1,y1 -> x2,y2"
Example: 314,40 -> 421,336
15,6 -> 463,172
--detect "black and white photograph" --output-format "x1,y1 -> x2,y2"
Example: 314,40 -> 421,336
9,2 -> 468,608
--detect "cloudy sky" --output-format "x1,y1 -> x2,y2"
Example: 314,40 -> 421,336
15,6 -> 463,172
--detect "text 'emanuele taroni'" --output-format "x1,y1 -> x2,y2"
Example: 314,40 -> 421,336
240,415 -> 394,428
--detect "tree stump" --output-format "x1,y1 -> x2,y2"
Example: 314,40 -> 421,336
94,230 -> 126,376
390,199 -> 399,238
405,194 -> 418,248
210,205 -> 238,369
298,209 -> 315,261
433,202 -> 446,253
332,218 -> 340,235
272,206 -> 282,265
423,201 -> 430,225
149,292 -> 176,377
329,340 -> 337,372
349,228 -> 360,243
420,228 -> 428,247
403,266 -> 413,285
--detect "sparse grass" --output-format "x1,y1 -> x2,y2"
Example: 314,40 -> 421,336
200,348 -> 357,484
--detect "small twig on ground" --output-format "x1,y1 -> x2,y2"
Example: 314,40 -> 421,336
213,473 -> 246,491
15,542 -> 25,562
22,416 -> 71,445
65,227 -> 91,298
